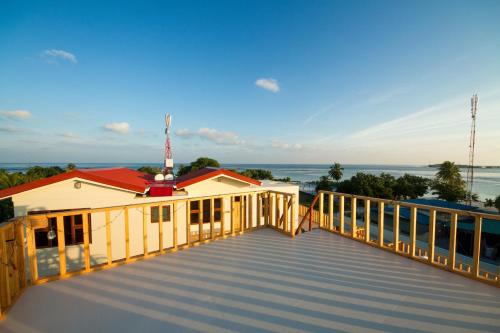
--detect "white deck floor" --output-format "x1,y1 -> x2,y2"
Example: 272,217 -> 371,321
1,228 -> 500,333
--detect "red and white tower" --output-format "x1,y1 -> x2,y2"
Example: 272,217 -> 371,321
163,113 -> 174,180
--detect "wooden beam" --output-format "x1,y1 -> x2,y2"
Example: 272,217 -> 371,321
275,194 -> 280,228
159,205 -> 164,254
364,199 -> 370,243
393,204 -> 400,253
199,200 -> 203,242
448,213 -> 458,270
210,198 -> 215,240
231,197 -> 235,236
282,195 -> 288,232
291,194 -> 296,237
270,195 -> 275,229
15,221 -> 26,289
0,229 -> 11,307
241,195 -> 246,233
173,202 -> 178,250
328,194 -> 334,231
124,208 -> 130,261
249,194 -> 254,230
142,206 -> 148,256
25,220 -> 38,284
428,209 -> 436,263
351,197 -> 357,237
409,207 -> 417,257
220,197 -> 225,237
339,195 -> 345,234
56,215 -> 66,277
472,215 -> 482,278
378,201 -> 384,247
186,201 -> 191,247
105,210 -> 112,264
83,213 -> 91,271
319,192 -> 324,228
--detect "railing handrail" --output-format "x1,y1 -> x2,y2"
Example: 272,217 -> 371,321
317,190 -> 500,221
295,193 -> 320,235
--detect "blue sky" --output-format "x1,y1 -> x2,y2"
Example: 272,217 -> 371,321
1,0 -> 499,165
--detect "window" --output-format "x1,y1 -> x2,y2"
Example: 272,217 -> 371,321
190,198 -> 222,224
34,214 -> 92,249
151,206 -> 171,223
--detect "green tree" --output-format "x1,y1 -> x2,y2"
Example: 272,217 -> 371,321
25,166 -> 64,182
138,166 -> 162,175
315,175 -> 335,193
431,161 -> 466,202
176,157 -> 220,177
393,174 -> 430,199
328,163 -> 344,182
66,163 -> 77,171
0,170 -> 26,189
240,169 -> 274,180
485,198 -> 495,207
495,195 -> 500,213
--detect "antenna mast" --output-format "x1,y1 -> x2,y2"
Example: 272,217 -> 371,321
163,113 -> 174,179
466,94 -> 478,205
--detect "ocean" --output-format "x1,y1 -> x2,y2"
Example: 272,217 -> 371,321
1,163 -> 499,201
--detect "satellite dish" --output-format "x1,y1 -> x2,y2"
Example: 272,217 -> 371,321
154,174 -> 165,181
165,174 -> 174,181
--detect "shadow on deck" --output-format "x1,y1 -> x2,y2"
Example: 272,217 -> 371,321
1,228 -> 500,333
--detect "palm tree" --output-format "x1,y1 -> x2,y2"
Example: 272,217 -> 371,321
328,163 -> 344,182
436,161 -> 462,182
431,161 -> 466,202
0,170 -> 26,189
485,198 -> 495,207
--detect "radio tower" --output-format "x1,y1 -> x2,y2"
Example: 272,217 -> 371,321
466,94 -> 478,205
163,113 -> 174,180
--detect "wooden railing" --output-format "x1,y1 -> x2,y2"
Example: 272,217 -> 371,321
0,190 -> 297,317
299,190 -> 500,287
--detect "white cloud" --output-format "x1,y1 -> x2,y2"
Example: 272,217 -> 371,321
366,88 -> 408,105
0,126 -> 23,133
42,49 -> 77,63
255,78 -> 280,93
175,128 -> 244,145
59,132 -> 79,139
271,140 -> 303,150
0,110 -> 32,120
103,122 -> 130,134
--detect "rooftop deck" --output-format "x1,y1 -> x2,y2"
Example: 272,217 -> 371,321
2,228 -> 499,333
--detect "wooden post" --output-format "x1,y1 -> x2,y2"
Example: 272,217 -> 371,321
241,195 -> 246,233
283,195 -> 288,232
409,207 -> 417,257
159,205 -> 164,253
270,195 -> 276,229
319,192 -> 324,228
428,209 -> 436,263
393,204 -> 400,252
351,197 -> 357,237
105,210 -> 112,264
275,194 -> 280,228
0,229 -> 10,307
210,198 -> 215,239
339,196 -> 345,234
231,197 -> 235,235
123,208 -> 130,261
328,194 -> 334,231
364,199 -> 370,242
143,206 -> 148,256
83,213 -> 91,271
472,215 -> 482,278
25,220 -> 38,284
56,216 -> 66,277
378,201 -> 384,247
291,194 -> 296,237
448,213 -> 458,270
256,194 -> 261,228
186,201 -> 191,247
15,221 -> 26,288
220,198 -> 225,237
249,194 -> 253,230
308,196 -> 313,231
70,215 -> 76,244
199,200 -> 203,242
173,202 -> 178,250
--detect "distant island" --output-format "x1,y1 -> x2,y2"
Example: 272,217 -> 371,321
428,164 -> 500,169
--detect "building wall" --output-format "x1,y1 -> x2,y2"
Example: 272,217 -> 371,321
13,176 -> 298,277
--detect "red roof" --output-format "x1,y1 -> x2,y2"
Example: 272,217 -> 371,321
0,168 -> 152,199
175,168 -> 261,189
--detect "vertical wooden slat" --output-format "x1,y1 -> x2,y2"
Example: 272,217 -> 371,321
275,194 -> 280,228
186,201 -> 191,247
105,210 -> 112,264
15,221 -> 26,288
393,204 -> 400,252
249,194 -> 254,230
319,192 -> 324,228
231,197 -> 235,235
351,197 -> 357,237
199,200 -> 203,242
159,205 -> 164,253
448,213 -> 458,270
70,215 -> 76,244
339,195 -> 345,234
291,194 -> 296,237
364,199 -> 370,242
282,195 -> 288,232
270,195 -> 275,229
26,220 -> 38,284
82,213 -> 91,271
123,208 -> 130,261
220,197 -> 225,237
256,194 -> 261,228
56,216 -> 66,277
428,209 -> 436,263
378,201 -> 384,247
328,194 -> 334,231
0,229 -> 10,307
210,198 -> 215,239
173,202 -> 178,249
472,215 -> 482,278
409,207 -> 417,257
241,195 -> 246,232
142,206 -> 148,255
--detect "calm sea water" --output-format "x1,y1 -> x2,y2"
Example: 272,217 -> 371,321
1,163 -> 499,201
